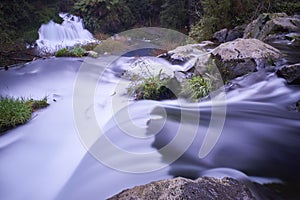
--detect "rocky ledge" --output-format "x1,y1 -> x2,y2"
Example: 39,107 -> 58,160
108,177 -> 255,200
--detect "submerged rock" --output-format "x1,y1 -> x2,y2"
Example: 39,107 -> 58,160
244,13 -> 300,44
277,63 -> 300,84
211,38 -> 281,82
108,177 -> 255,200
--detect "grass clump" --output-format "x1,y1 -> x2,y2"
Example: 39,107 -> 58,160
55,46 -> 86,57
181,75 -> 213,102
125,59 -> 177,101
128,69 -> 176,101
0,96 -> 49,133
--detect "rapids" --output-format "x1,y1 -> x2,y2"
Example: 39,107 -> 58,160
0,47 -> 299,199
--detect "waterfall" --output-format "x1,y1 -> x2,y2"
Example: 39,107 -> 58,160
36,13 -> 97,54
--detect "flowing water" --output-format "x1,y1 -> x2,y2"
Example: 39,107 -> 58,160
36,13 -> 97,54
0,50 -> 299,199
1,22 -> 300,199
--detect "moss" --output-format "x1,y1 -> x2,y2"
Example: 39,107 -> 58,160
55,46 -> 86,57
0,96 -> 49,134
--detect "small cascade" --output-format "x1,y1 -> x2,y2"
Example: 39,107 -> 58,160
36,13 -> 97,54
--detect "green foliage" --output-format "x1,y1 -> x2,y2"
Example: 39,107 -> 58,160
55,46 -> 86,57
0,96 -> 49,133
181,75 -> 213,102
131,72 -> 173,100
125,61 -> 177,101
69,46 -> 86,57
0,0 -> 69,44
25,97 -> 49,111
189,0 -> 233,41
160,0 -> 189,31
189,0 -> 300,42
73,0 -> 136,33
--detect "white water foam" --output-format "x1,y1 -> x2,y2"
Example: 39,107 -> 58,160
36,13 -> 97,54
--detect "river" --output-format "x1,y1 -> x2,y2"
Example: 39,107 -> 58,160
0,43 -> 300,199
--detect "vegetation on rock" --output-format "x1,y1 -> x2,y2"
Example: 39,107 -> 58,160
189,0 -> 300,42
0,96 -> 49,133
55,46 -> 86,57
181,75 -> 213,101
126,64 -> 177,101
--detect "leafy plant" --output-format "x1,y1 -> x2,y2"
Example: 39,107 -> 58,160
181,75 -> 213,102
0,96 -> 49,133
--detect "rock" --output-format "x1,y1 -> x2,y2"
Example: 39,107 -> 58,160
211,38 -> 281,82
213,28 -> 228,43
162,41 -> 215,68
213,25 -> 245,43
244,13 -> 300,43
276,63 -> 300,84
86,50 -> 98,58
108,177 -> 255,200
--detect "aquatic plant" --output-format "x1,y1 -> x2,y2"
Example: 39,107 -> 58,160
0,96 -> 49,133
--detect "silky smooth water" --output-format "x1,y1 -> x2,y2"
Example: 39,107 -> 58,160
0,50 -> 299,199
36,13 -> 97,54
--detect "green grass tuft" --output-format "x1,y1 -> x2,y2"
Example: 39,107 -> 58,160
181,75 -> 213,102
0,96 -> 49,134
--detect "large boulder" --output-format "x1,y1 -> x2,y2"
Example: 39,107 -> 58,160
244,13 -> 300,44
108,177 -> 255,200
211,38 -> 281,82
276,63 -> 300,84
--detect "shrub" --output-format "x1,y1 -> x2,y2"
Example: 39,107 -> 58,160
0,96 -> 49,133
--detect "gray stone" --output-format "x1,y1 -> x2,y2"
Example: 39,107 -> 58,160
163,41 -> 215,70
108,177 -> 255,200
213,28 -> 228,43
211,38 -> 281,82
244,13 -> 300,43
213,25 -> 245,43
277,63 -> 300,84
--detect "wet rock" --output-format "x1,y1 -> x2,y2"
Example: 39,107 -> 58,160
211,38 -> 281,82
213,25 -> 245,43
244,13 -> 300,44
162,41 -> 215,68
85,50 -> 98,58
108,177 -> 255,200
277,63 -> 300,84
